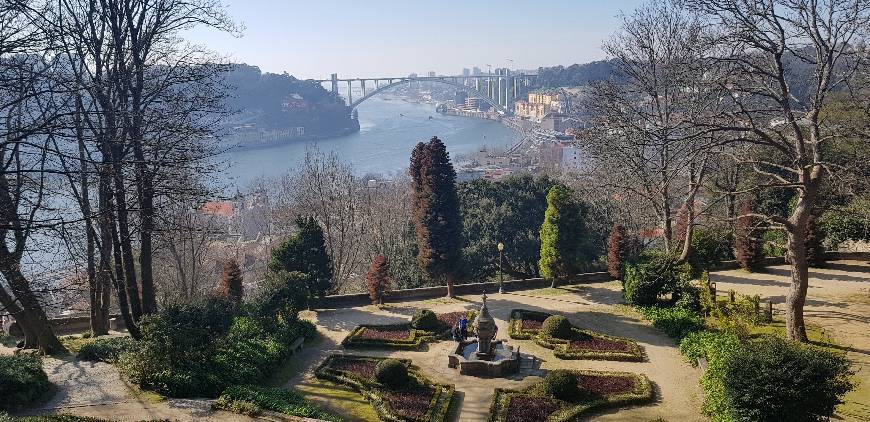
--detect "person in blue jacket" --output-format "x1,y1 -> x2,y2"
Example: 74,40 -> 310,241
459,315 -> 468,341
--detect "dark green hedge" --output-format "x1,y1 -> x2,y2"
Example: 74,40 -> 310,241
77,337 -> 136,363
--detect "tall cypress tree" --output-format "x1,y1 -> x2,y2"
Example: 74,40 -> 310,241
269,216 -> 333,300
539,185 -> 585,287
410,136 -> 463,297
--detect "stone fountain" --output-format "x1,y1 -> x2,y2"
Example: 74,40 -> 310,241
448,293 -> 520,377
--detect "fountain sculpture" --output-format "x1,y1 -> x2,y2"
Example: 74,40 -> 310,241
448,293 -> 520,377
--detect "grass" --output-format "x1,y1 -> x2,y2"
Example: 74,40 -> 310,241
421,296 -> 474,305
0,333 -> 17,348
58,334 -> 94,355
295,378 -> 380,422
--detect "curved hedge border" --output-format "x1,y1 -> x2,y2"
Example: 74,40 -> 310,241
342,310 -> 476,350
508,309 -> 644,361
487,370 -> 653,422
314,354 -> 454,422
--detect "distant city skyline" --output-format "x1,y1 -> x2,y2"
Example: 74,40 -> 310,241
185,0 -> 645,79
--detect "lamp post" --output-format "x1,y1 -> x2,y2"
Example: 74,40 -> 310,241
497,242 -> 505,294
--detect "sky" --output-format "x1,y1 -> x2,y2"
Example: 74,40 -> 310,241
185,0 -> 646,80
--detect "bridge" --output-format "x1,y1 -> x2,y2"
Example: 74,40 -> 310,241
312,73 -> 536,115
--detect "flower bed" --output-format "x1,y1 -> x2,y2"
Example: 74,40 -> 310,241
315,354 -> 454,422
342,310 -> 476,350
508,309 -> 644,361
508,309 -> 551,340
488,370 -> 653,422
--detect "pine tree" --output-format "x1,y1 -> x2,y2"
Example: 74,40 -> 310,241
607,224 -> 627,280
409,136 -> 463,297
366,254 -> 392,305
539,185 -> 585,287
735,198 -> 764,271
269,216 -> 333,301
216,259 -> 244,308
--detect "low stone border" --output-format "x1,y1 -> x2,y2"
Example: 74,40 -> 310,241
315,354 -> 454,422
341,311 -> 476,350
487,369 -> 653,422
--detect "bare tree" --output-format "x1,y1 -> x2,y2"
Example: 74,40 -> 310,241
586,0 -> 721,261
688,0 -> 870,341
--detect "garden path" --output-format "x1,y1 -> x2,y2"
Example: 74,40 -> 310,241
293,284 -> 705,421
711,259 -> 870,422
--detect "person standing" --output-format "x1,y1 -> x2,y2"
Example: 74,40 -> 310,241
459,315 -> 468,341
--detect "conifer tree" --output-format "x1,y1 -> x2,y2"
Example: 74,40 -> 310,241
217,259 -> 244,308
539,185 -> 585,287
409,137 -> 463,297
366,254 -> 392,305
607,224 -> 627,280
270,216 -> 333,301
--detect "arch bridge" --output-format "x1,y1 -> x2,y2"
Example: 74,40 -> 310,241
312,73 -> 536,116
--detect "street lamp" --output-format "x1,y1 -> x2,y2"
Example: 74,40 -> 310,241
497,242 -> 505,294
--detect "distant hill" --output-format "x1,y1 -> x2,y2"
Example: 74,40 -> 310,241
536,60 -> 623,88
223,64 -> 358,137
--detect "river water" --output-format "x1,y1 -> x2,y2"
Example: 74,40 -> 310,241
220,96 -> 519,187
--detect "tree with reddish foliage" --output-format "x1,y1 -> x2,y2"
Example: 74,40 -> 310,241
607,225 -> 627,280
409,137 -> 463,297
216,259 -> 244,308
366,254 -> 392,305
735,199 -> 764,272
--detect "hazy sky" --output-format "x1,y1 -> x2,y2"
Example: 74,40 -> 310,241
186,0 -> 646,79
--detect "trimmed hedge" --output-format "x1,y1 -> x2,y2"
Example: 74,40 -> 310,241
0,416 -> 171,422
342,310 -> 476,350
77,337 -> 136,363
376,359 -> 409,389
315,354 -> 454,422
509,309 -> 643,361
487,369 -> 653,421
0,355 -> 51,411
410,309 -> 439,331
213,385 -> 340,421
540,316 -> 573,339
544,370 -> 579,400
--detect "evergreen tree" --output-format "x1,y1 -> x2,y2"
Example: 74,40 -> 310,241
366,254 -> 392,305
216,259 -> 244,308
269,216 -> 333,300
539,185 -> 586,287
735,198 -> 764,271
409,137 -> 463,297
607,224 -> 627,280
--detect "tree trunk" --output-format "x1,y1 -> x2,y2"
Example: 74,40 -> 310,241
446,274 -> 456,298
785,229 -> 809,342
0,268 -> 65,354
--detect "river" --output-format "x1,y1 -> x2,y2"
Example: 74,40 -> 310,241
220,96 -> 519,187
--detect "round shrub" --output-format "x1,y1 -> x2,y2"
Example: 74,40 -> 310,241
540,315 -> 574,339
77,337 -> 137,363
411,309 -> 439,331
721,337 -> 854,421
375,358 -> 408,389
544,370 -> 579,400
0,355 -> 51,411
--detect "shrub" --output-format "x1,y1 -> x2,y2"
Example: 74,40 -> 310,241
678,330 -> 742,419
375,358 -> 408,389
540,315 -> 574,339
216,259 -> 244,308
607,224 -> 627,279
687,227 -> 734,274
411,309 -> 439,331
721,337 -> 853,421
622,255 -> 691,306
366,254 -> 392,305
637,306 -> 704,341
214,385 -> 340,421
269,216 -> 333,300
0,355 -> 50,411
543,370 -> 579,400
77,337 -> 136,363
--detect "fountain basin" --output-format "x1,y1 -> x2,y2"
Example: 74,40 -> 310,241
448,339 -> 520,377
